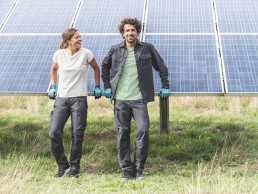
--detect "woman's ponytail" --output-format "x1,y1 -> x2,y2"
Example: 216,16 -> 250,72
59,41 -> 68,49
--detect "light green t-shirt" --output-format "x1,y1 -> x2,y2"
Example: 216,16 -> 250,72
114,46 -> 143,100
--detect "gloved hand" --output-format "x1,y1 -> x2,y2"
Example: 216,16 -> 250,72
92,85 -> 102,99
48,85 -> 57,100
104,88 -> 112,98
158,88 -> 170,98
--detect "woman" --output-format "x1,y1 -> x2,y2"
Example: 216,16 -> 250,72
48,28 -> 101,178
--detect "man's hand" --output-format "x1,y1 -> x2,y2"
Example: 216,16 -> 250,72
48,85 -> 57,100
104,88 -> 112,98
158,88 -> 170,98
92,85 -> 102,99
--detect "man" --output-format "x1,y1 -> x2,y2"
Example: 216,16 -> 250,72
101,18 -> 170,180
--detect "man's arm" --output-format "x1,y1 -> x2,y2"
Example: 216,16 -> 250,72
150,44 -> 170,89
101,47 -> 114,89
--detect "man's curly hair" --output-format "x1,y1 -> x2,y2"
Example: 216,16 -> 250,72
118,18 -> 142,34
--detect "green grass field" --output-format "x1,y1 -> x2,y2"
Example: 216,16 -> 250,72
0,96 -> 257,193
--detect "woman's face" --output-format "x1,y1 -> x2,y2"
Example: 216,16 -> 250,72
68,31 -> 81,49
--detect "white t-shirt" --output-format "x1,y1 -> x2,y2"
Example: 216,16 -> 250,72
53,48 -> 94,97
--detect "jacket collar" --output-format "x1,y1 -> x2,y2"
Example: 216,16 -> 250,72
118,39 -> 142,48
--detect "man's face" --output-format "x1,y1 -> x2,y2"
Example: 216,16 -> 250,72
122,24 -> 139,45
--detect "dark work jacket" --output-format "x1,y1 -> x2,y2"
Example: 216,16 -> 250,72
101,39 -> 170,103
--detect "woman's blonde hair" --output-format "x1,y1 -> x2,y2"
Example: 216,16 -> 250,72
59,28 -> 78,49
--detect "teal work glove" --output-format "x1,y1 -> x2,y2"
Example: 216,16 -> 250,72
104,88 -> 112,98
92,85 -> 102,99
158,88 -> 170,98
48,85 -> 57,100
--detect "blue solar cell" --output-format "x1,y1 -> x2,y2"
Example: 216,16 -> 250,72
81,35 -> 123,91
0,35 -> 123,94
216,0 -> 258,33
221,35 -> 258,93
0,35 -> 60,93
74,0 -> 144,33
0,0 -> 15,28
1,0 -> 79,33
145,35 -> 223,93
146,0 -> 215,33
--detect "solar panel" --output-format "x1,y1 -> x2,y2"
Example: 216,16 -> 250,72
0,35 -> 123,94
215,0 -> 258,33
81,35 -> 123,91
145,35 -> 223,93
74,0 -> 145,33
0,0 -> 15,28
1,0 -> 79,33
0,0 -> 257,96
146,0 -> 215,33
0,35 -> 60,93
221,35 -> 258,93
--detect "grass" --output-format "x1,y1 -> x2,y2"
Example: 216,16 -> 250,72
0,96 -> 257,193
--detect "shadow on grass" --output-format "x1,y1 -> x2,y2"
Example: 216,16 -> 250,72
0,121 -> 51,157
0,118 -> 256,175
147,120 -> 253,166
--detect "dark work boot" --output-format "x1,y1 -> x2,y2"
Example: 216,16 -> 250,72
69,169 -> 79,178
135,172 -> 144,180
121,171 -> 132,180
54,167 -> 70,178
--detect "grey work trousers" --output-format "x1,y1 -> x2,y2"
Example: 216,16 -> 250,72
114,99 -> 150,174
49,97 -> 87,170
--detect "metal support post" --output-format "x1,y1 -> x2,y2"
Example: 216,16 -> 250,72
159,96 -> 169,134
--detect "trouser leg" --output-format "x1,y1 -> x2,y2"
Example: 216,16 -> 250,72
114,100 -> 133,173
49,98 -> 70,169
132,100 -> 150,173
70,97 -> 87,171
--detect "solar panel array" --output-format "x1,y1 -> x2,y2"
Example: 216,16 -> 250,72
0,0 -> 257,95
220,35 -> 258,93
215,0 -> 258,94
146,35 -> 223,93
0,35 -> 60,93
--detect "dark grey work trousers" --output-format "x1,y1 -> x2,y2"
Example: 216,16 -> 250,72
114,99 -> 150,174
49,97 -> 87,171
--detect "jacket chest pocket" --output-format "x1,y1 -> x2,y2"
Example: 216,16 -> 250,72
111,55 -> 123,71
140,54 -> 152,69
